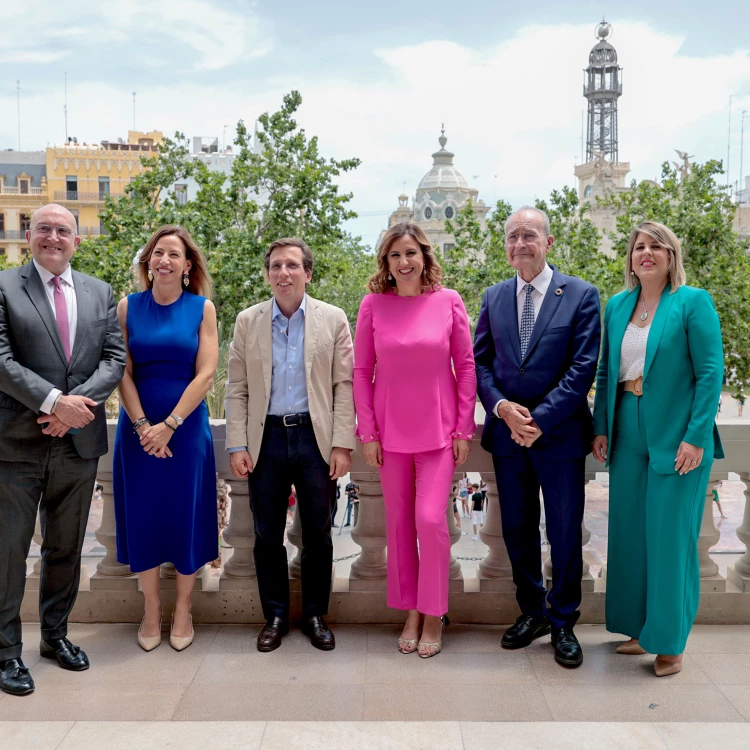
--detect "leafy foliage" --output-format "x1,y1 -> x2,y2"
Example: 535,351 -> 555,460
72,91 -> 365,330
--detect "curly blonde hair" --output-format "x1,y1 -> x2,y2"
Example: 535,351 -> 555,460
367,222 -> 442,294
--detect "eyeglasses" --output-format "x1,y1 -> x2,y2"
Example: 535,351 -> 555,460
269,262 -> 303,273
32,224 -> 76,239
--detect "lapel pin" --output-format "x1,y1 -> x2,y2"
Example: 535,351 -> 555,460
555,288 -> 563,296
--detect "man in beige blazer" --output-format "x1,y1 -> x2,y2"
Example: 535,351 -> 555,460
226,237 -> 355,652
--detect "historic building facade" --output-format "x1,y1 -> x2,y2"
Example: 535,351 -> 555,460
381,129 -> 489,254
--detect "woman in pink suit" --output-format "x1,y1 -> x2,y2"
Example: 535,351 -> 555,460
354,222 -> 476,658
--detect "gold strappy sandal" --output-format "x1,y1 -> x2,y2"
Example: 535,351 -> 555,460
397,637 -> 418,654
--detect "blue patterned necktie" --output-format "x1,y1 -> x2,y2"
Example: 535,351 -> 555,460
519,283 -> 535,358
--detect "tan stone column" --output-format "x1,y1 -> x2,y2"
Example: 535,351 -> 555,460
478,475 -> 514,591
218,472 -> 258,590
698,477 -> 726,592
728,473 -> 750,591
212,422 -> 258,591
446,472 -> 464,588
90,475 -> 138,590
349,470 -> 388,589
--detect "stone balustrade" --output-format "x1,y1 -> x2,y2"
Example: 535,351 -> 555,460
20,419 -> 750,625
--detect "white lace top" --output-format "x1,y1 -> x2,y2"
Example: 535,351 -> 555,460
618,322 -> 651,382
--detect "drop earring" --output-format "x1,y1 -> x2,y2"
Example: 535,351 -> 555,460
183,273 -> 189,288
388,272 -> 393,281
147,268 -> 154,282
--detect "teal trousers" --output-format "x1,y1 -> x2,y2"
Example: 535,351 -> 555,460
606,392 -> 711,655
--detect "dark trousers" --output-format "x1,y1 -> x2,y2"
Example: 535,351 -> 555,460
493,451 -> 585,630
248,422 -> 335,621
0,436 -> 98,661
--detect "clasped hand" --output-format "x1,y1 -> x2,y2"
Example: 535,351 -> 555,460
138,422 -> 173,458
37,394 -> 98,436
498,401 -> 542,447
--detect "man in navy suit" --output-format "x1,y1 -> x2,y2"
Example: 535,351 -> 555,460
474,206 -> 600,667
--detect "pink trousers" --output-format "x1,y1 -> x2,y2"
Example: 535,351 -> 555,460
379,446 -> 456,616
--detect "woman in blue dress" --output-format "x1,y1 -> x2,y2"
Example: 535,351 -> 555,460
113,226 -> 218,652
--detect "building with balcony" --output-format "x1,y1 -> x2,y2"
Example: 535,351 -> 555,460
0,151 -> 47,262
45,130 -> 163,234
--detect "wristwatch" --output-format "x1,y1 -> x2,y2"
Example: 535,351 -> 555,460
168,413 -> 184,428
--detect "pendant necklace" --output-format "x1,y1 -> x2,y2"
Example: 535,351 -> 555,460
640,296 -> 659,321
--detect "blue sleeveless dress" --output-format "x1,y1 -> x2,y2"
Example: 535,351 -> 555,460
113,290 -> 217,575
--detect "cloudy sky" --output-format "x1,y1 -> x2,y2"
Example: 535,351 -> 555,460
2,0 -> 750,246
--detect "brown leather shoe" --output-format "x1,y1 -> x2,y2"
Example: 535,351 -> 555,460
257,617 -> 289,652
301,615 -> 335,651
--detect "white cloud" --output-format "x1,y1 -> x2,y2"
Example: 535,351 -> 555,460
2,18 -> 750,246
0,0 -> 272,70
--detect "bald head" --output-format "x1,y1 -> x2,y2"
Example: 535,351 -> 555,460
27,203 -> 81,275
31,203 -> 78,232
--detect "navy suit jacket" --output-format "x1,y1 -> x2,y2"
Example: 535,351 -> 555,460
474,265 -> 601,458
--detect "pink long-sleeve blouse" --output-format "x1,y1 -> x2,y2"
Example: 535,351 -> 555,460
353,287 -> 477,453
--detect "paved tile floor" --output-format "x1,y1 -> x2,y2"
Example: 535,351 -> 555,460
3,623 -> 750,747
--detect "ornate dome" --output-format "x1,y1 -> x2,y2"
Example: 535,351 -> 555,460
416,129 -> 469,193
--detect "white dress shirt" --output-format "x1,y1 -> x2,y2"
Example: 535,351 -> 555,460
495,263 -> 554,417
33,259 -> 78,414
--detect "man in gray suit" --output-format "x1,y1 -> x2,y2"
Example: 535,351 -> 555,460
0,204 -> 126,696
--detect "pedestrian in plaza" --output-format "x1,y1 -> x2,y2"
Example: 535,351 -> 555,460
470,483 -> 484,540
226,238 -> 355,652
738,390 -> 745,418
344,481 -> 359,527
331,481 -> 340,528
592,220 -> 724,677
113,226 -> 218,654
0,204 -> 126,696
712,480 -> 727,520
353,221 -> 476,658
453,485 -> 462,531
458,473 -> 470,518
474,206 -> 600,668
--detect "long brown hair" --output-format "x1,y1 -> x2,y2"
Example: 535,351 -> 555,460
367,221 -> 442,294
138,226 -> 212,299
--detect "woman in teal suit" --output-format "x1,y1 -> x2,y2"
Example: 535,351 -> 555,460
592,221 -> 723,677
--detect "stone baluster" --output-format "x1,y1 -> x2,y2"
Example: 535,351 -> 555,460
728,472 -> 750,591
349,471 -> 388,589
90,475 -> 138,590
218,470 -> 258,590
478,476 -> 514,591
25,513 -> 44,590
287,503 -> 303,579
446,472 -> 463,588
698,477 -> 726,592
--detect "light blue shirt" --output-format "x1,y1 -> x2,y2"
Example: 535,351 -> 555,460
228,296 -> 309,454
268,296 -> 309,416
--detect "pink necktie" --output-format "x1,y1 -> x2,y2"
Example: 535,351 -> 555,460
51,276 -> 71,361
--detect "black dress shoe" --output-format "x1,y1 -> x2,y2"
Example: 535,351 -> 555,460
301,615 -> 335,651
501,614 -> 551,649
40,637 -> 90,671
0,658 -> 35,696
257,617 -> 289,652
551,627 -> 583,667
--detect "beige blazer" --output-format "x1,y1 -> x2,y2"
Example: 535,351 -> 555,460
225,294 -> 356,466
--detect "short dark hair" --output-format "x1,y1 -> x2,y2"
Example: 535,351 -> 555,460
472,483 -> 480,489
264,237 -> 314,275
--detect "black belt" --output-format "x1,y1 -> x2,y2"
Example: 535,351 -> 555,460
267,412 -> 311,428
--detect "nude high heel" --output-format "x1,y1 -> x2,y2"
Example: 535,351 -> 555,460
616,639 -> 647,655
170,612 -> 194,652
137,612 -> 162,652
654,654 -> 683,677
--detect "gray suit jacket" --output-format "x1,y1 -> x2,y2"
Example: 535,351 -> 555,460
0,262 -> 126,461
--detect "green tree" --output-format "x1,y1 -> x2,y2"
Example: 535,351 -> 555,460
72,91 -> 364,329
600,160 -> 750,395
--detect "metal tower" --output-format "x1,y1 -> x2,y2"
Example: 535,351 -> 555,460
584,20 -> 622,163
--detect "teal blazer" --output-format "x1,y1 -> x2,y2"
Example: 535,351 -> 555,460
592,285 -> 724,474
